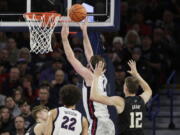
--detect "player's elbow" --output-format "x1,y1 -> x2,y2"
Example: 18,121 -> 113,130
146,85 -> 152,97
149,89 -> 152,97
145,88 -> 153,99
90,95 -> 95,101
90,94 -> 98,101
90,95 -> 101,103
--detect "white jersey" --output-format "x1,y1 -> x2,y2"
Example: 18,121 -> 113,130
52,107 -> 83,135
82,74 -> 111,135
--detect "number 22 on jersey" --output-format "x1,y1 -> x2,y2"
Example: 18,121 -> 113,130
61,116 -> 77,131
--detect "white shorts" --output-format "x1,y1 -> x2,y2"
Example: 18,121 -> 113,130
88,118 -> 115,135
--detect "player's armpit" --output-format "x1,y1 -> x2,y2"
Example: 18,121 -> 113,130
82,117 -> 88,135
44,109 -> 57,135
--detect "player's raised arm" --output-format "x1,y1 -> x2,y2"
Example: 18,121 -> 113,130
127,60 -> 152,103
80,19 -> 94,63
61,24 -> 92,80
90,61 -> 125,113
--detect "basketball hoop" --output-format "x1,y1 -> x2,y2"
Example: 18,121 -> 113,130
23,12 -> 61,54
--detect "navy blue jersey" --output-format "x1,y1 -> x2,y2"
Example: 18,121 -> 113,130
117,96 -> 145,135
25,123 -> 36,135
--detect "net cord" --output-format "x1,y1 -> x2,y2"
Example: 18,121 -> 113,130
24,14 -> 60,54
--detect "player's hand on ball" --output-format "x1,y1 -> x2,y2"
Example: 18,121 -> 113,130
80,18 -> 88,32
127,60 -> 139,77
94,61 -> 106,77
61,23 -> 69,39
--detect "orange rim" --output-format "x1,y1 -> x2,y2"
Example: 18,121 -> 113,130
69,32 -> 77,34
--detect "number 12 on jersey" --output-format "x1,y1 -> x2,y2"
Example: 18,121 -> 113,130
129,112 -> 142,128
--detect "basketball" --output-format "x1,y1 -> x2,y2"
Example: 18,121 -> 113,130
69,4 -> 87,22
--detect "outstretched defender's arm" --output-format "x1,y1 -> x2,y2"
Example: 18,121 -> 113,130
128,60 -> 152,103
90,62 -> 125,114
80,19 -> 94,63
61,24 -> 92,80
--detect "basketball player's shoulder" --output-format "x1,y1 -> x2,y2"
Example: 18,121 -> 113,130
137,95 -> 146,104
135,96 -> 145,103
49,108 -> 58,120
124,96 -> 135,104
127,96 -> 145,105
34,123 -> 46,135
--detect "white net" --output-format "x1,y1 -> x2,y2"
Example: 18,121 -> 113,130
24,13 -> 61,54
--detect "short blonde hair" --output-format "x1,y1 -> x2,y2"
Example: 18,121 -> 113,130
32,105 -> 48,120
125,76 -> 139,94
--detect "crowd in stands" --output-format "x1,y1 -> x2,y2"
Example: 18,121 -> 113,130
0,0 -> 179,134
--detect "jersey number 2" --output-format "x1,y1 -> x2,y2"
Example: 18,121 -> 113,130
61,116 -> 77,131
129,112 -> 142,128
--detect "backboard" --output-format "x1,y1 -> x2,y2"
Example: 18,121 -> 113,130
0,0 -> 120,32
